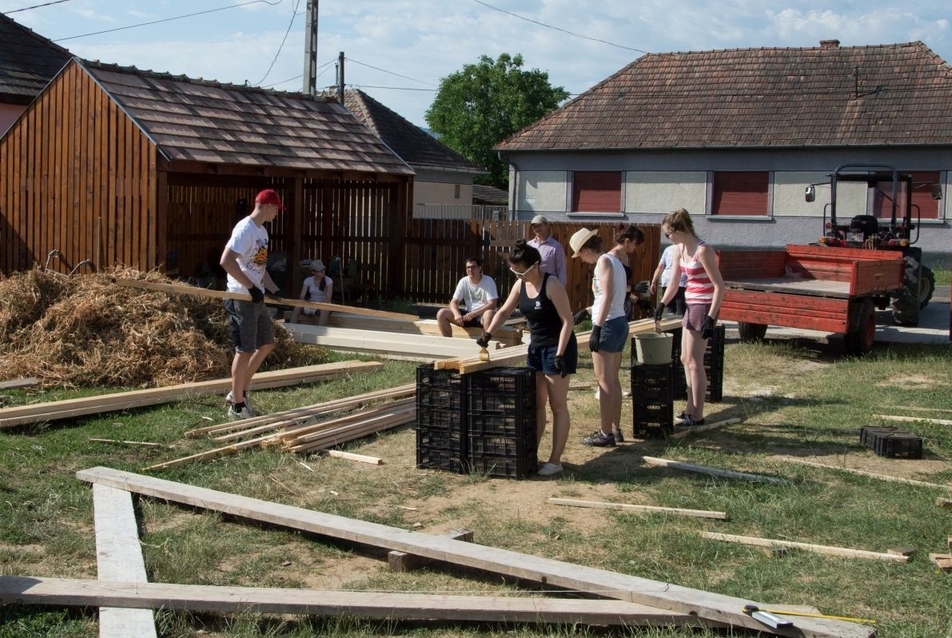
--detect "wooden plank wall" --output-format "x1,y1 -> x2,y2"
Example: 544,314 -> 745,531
0,62 -> 157,274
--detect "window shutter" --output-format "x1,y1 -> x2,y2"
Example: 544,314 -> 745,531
572,171 -> 621,212
712,172 -> 768,216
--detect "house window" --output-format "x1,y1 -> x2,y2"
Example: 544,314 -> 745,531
572,171 -> 621,213
454,184 -> 461,200
871,171 -> 941,221
712,172 -> 769,216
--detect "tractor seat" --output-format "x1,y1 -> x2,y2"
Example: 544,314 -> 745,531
849,215 -> 879,239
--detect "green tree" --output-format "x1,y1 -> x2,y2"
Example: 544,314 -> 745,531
426,53 -> 569,190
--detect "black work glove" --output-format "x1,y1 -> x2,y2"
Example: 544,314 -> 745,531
701,315 -> 716,340
248,286 -> 265,304
573,308 -> 590,325
653,304 -> 665,321
265,288 -> 285,301
554,355 -> 569,378
632,280 -> 650,295
475,333 -> 492,348
589,325 -> 602,353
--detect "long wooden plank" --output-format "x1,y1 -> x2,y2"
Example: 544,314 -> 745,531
873,414 -> 952,426
0,577 -> 702,628
780,458 -> 951,491
113,278 -> 416,320
669,418 -> 741,439
0,362 -> 381,428
642,456 -> 786,484
286,324 -> 488,358
74,467 -> 874,638
0,378 -> 41,390
92,484 -> 157,638
548,498 -> 727,520
702,532 -> 909,562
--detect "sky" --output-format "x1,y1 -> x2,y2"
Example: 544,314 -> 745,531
4,0 -> 951,128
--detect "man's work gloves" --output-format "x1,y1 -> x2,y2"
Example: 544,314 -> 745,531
589,325 -> 602,353
475,333 -> 492,348
248,286 -> 265,304
573,308 -> 590,325
632,280 -> 650,295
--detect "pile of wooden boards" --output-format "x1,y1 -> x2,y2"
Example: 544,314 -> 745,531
3,466 -> 872,638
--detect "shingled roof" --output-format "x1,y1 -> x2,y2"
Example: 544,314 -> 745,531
343,88 -> 482,173
497,41 -> 952,152
0,13 -> 71,104
79,59 -> 414,175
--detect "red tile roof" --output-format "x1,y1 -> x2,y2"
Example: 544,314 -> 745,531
343,88 -> 482,173
80,60 -> 414,175
497,41 -> 952,151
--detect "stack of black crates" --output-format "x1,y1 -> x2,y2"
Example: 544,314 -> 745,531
415,365 -> 538,479
860,426 -> 923,459
630,360 -> 675,439
670,324 -> 725,403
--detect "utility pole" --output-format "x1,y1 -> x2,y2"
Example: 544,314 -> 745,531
337,51 -> 344,102
302,0 -> 318,95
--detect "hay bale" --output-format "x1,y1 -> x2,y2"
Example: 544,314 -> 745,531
0,267 -> 327,388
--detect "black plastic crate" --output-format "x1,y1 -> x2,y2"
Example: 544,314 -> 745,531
875,432 -> 923,459
416,444 -> 467,474
631,362 -> 674,389
633,421 -> 672,439
468,454 -> 537,479
469,431 -> 536,459
631,380 -> 675,404
860,426 -> 899,447
417,427 -> 463,450
468,409 -> 535,436
416,366 -> 465,412
466,367 -> 535,414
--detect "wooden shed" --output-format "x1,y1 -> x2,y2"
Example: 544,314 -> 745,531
0,58 -> 414,294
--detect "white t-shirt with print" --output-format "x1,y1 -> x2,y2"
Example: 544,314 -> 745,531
225,216 -> 269,293
452,275 -> 498,313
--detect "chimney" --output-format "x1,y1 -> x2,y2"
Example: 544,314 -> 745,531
820,39 -> 840,50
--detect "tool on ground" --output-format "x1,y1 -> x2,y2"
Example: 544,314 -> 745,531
742,605 -> 793,629
743,604 -> 875,624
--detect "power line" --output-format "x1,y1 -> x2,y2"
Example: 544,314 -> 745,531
256,0 -> 302,85
6,0 -> 71,13
344,57 -> 437,87
53,0 -> 283,42
261,55 -> 336,89
470,0 -> 648,54
351,84 -> 437,92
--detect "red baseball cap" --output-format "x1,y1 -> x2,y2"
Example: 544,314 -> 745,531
254,189 -> 286,210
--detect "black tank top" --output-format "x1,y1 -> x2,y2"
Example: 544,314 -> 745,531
519,273 -> 562,348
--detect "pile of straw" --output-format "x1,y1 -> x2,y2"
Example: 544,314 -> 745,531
0,267 -> 325,388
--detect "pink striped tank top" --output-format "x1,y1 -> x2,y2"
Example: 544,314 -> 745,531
682,241 -> 713,305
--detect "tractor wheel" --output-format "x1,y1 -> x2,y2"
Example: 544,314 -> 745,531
891,256 -> 922,326
919,266 -> 935,310
845,299 -> 875,356
737,322 -> 768,342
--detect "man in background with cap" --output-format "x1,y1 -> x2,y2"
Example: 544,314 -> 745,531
527,215 -> 567,286
219,188 -> 285,419
289,259 -> 334,325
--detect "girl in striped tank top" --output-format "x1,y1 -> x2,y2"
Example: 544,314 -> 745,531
653,208 -> 724,427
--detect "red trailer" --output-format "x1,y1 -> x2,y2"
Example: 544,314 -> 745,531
718,244 -> 905,355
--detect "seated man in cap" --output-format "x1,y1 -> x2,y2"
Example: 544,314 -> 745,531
527,215 -> 567,286
289,259 -> 334,325
436,258 -> 498,337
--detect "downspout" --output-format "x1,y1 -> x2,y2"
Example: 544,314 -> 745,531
498,151 -> 518,222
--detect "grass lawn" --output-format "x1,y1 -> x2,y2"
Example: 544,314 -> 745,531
2,333 -> 952,637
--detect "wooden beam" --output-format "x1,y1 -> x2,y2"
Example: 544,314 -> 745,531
112,277 -> 417,321
0,378 -> 40,390
702,532 -> 908,562
92,484 -> 157,637
286,324 -> 489,359
669,418 -> 741,439
388,529 -> 473,572
0,576 -> 703,628
74,467 -> 875,638
548,498 -> 727,520
641,456 -> 786,484
0,361 -> 381,429
873,414 -> 952,426
325,450 -> 383,465
781,458 -> 951,491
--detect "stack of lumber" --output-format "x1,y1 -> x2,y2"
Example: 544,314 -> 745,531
0,362 -> 381,429
284,324 -> 498,361
294,313 -> 525,346
146,384 -> 416,470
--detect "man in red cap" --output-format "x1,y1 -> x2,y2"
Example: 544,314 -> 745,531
219,188 -> 286,419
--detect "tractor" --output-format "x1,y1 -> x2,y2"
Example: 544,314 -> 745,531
804,164 -> 938,326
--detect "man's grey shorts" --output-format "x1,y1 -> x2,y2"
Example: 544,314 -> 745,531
224,299 -> 274,353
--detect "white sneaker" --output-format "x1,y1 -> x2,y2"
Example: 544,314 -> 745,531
226,391 -> 253,410
227,403 -> 255,420
537,463 -> 563,477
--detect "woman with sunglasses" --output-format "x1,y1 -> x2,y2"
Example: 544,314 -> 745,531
653,208 -> 725,427
476,239 -> 578,477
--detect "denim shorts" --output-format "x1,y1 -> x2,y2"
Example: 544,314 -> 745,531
224,298 -> 274,353
526,333 -> 578,375
597,315 -> 629,353
682,303 -> 711,332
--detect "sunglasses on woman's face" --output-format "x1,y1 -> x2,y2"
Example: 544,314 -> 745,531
510,263 -> 536,277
